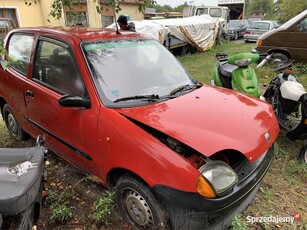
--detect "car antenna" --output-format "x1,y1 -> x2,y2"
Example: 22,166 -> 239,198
113,7 -> 121,35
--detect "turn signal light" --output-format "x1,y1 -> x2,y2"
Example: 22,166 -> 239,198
257,39 -> 263,46
196,176 -> 216,198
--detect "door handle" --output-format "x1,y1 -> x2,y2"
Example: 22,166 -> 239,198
25,90 -> 34,97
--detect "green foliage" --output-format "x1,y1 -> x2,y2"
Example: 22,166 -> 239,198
92,190 -> 116,222
50,204 -> 74,221
232,215 -> 247,230
246,0 -> 275,20
47,187 -> 75,221
279,0 -> 307,23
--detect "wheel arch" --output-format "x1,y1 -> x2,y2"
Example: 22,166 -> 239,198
268,49 -> 291,59
107,167 -> 149,190
0,97 -> 7,117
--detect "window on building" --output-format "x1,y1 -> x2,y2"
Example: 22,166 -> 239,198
65,12 -> 88,26
101,16 -> 114,28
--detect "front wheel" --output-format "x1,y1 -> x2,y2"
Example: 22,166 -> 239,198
116,174 -> 168,229
3,104 -> 28,141
299,143 -> 307,164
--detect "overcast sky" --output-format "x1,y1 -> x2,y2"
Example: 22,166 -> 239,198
155,0 -> 218,7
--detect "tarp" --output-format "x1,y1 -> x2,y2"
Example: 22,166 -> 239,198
108,15 -> 222,52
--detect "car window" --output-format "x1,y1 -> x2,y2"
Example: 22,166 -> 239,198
8,33 -> 34,75
33,39 -> 86,96
250,22 -> 269,30
83,39 -> 195,104
195,8 -> 208,16
209,8 -> 222,17
297,18 -> 307,32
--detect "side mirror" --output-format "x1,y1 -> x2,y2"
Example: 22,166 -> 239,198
58,95 -> 91,109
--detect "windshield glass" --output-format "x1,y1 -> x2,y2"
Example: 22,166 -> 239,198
229,20 -> 241,27
82,39 -> 195,106
209,8 -> 222,17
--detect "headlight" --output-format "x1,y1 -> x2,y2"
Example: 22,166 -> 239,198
197,160 -> 238,198
234,58 -> 251,67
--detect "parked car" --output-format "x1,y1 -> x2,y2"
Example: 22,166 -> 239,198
256,9 -> 307,63
226,19 -> 249,40
0,27 -> 280,230
244,20 -> 279,42
0,18 -> 17,39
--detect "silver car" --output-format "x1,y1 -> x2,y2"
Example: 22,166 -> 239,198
244,20 -> 279,42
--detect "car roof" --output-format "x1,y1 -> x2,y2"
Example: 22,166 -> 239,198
7,27 -> 150,42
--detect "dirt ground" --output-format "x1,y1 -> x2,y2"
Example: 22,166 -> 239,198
36,150 -> 129,230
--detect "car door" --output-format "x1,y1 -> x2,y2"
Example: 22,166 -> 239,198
3,32 -> 35,132
23,36 -> 99,173
286,17 -> 307,62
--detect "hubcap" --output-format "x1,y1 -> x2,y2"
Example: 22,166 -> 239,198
7,113 -> 18,135
304,148 -> 307,163
124,189 -> 153,227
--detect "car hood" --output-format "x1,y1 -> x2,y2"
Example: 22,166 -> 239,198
117,85 -> 279,162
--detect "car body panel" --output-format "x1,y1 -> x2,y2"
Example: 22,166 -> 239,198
0,26 -> 281,229
227,20 -> 249,40
256,9 -> 307,62
118,85 -> 279,163
244,20 -> 279,42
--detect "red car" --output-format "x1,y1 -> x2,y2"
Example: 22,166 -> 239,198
0,27 -> 279,229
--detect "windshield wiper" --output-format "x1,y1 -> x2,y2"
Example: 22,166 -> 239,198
114,94 -> 160,103
170,83 -> 202,96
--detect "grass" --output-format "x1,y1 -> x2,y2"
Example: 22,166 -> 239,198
0,40 -> 306,229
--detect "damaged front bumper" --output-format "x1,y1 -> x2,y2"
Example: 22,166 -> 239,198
153,146 -> 274,229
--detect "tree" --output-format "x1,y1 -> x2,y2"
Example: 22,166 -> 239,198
279,0 -> 307,23
246,0 -> 275,20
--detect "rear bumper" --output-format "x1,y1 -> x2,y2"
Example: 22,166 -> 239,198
153,146 -> 274,229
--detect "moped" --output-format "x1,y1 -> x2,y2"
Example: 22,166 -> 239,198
212,52 -> 267,98
0,136 -> 47,229
263,61 -> 307,163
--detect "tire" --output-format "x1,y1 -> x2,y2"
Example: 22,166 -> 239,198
234,32 -> 238,40
116,174 -> 168,229
299,143 -> 307,164
3,104 -> 28,141
271,53 -> 289,64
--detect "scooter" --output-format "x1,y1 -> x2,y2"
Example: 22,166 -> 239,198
0,136 -> 47,229
263,64 -> 307,163
212,52 -> 267,98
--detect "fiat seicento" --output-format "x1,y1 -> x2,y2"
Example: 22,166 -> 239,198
0,27 -> 279,229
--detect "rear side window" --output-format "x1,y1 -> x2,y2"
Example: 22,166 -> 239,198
8,34 -> 34,75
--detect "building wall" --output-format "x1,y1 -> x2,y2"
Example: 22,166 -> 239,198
117,4 -> 144,21
0,0 -> 44,27
0,0 -> 143,28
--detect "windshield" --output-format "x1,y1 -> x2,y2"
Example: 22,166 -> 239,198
82,39 -> 195,106
209,8 -> 222,18
229,20 -> 241,28
249,22 -> 270,30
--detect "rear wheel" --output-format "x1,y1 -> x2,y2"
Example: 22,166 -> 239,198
116,174 -> 168,229
299,143 -> 307,164
3,104 -> 28,141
